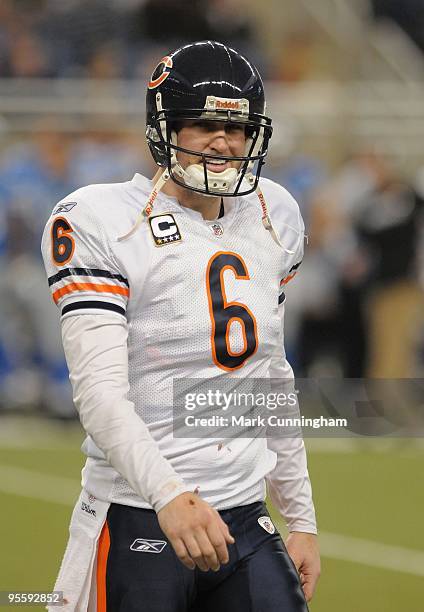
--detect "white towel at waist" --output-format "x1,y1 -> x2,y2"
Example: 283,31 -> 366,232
47,489 -> 110,612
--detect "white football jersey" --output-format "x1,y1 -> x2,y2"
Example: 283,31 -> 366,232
41,173 -> 305,510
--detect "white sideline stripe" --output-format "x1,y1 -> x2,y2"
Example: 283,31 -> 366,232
0,465 -> 80,506
305,438 -> 424,453
1,464 -> 424,577
318,531 -> 424,577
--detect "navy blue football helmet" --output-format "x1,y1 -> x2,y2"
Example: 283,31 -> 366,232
145,41 -> 273,197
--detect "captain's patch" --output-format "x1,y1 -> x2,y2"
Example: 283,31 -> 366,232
148,213 -> 182,246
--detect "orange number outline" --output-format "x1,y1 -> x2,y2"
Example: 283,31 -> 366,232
51,216 -> 75,266
206,251 -> 258,372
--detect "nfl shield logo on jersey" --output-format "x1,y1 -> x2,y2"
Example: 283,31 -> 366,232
258,516 -> 276,534
148,213 -> 182,246
209,221 -> 224,237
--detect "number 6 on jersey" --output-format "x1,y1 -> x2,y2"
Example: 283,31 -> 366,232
206,251 -> 258,371
51,217 -> 75,266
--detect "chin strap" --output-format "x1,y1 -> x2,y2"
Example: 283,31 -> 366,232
117,170 -> 170,242
247,174 -> 282,247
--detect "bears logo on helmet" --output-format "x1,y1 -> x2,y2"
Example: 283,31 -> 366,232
148,56 -> 173,90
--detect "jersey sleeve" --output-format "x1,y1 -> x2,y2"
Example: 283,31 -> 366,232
62,313 -> 191,511
266,301 -> 317,534
41,195 -> 129,319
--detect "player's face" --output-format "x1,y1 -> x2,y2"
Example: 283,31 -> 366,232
176,120 -> 247,173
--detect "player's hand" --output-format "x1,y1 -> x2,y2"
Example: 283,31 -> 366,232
285,532 -> 320,602
157,492 -> 235,572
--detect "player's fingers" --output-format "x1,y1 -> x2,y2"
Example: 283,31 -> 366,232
194,529 -> 220,571
289,553 -> 302,573
301,572 -> 319,602
171,538 -> 195,570
215,511 -> 235,544
302,580 -> 314,603
184,535 -> 209,572
216,514 -> 235,544
207,523 -> 231,565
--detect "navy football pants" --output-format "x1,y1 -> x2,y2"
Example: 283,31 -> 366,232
97,501 -> 309,611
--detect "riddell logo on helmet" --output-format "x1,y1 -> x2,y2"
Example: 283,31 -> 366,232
216,100 -> 241,110
205,96 -> 249,115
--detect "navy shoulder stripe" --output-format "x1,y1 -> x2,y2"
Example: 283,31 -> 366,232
62,301 -> 126,316
49,268 -> 129,287
289,261 -> 302,274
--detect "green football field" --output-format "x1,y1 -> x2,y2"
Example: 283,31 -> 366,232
0,417 -> 422,611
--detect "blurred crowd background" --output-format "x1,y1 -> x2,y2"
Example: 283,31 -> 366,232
0,0 -> 423,417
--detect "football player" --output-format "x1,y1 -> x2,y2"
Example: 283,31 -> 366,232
42,41 -> 320,611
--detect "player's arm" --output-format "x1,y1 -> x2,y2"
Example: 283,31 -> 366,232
265,181 -> 315,536
62,313 -> 189,509
266,301 -> 320,602
265,187 -> 320,601
41,195 -> 233,571
62,313 -> 234,572
266,300 -> 317,535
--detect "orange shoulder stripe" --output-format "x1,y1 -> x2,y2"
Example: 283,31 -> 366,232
280,272 -> 297,286
52,282 -> 130,304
